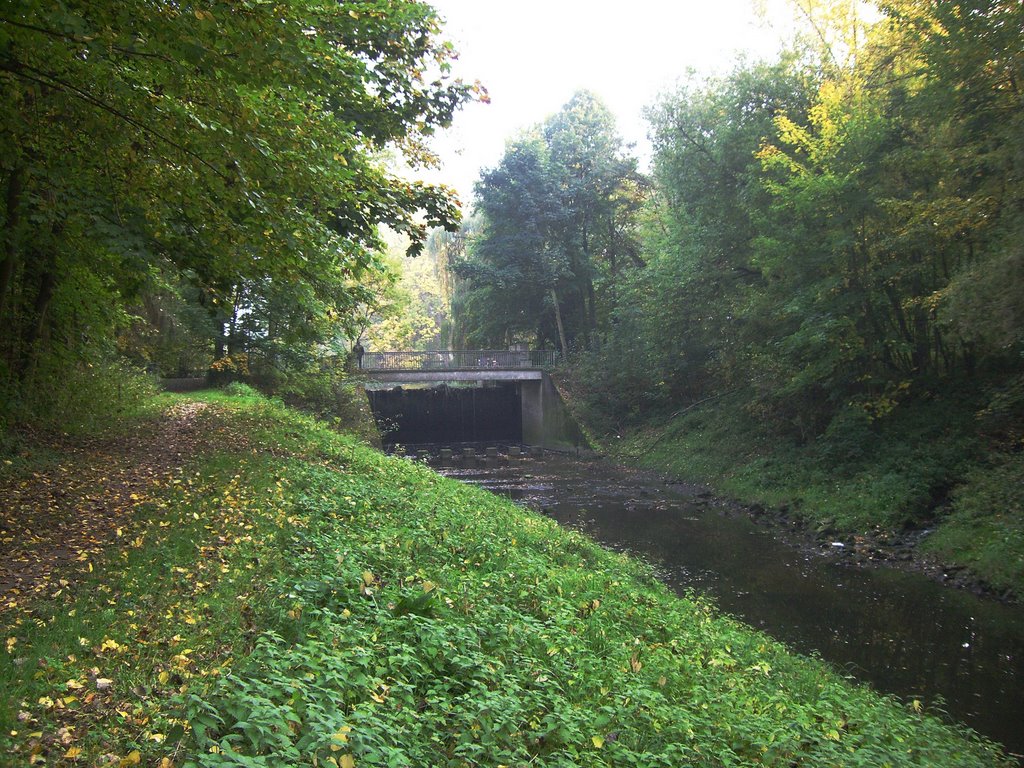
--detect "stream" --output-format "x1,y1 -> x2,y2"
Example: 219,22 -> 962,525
419,448 -> 1024,757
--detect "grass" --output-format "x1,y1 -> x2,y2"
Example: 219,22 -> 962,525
0,389 -> 1013,766
921,452 -> 1024,596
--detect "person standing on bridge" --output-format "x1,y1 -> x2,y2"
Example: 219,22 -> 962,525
353,340 -> 364,369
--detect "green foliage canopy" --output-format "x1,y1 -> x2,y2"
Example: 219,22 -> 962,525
571,0 -> 1023,440
0,0 -> 474,420
451,91 -> 642,352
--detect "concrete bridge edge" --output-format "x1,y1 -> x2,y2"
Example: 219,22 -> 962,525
520,373 -> 588,452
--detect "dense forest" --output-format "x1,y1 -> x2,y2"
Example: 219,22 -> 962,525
445,1 -> 1024,593
452,1 -> 1022,425
2,2 -> 1022,589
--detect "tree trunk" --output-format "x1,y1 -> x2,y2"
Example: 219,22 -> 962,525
20,254 -> 57,380
213,309 -> 227,360
226,285 -> 242,356
550,287 -> 568,358
0,167 -> 25,327
587,280 -> 597,339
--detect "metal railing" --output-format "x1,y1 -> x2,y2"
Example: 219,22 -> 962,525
361,349 -> 557,371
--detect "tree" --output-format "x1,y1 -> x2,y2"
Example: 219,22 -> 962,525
0,0 -> 475,424
451,92 -> 640,354
574,0 -> 1024,443
453,135 -> 570,350
626,58 -> 814,410
543,90 -> 641,346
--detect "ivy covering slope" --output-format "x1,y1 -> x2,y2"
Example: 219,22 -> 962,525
0,389 -> 1010,766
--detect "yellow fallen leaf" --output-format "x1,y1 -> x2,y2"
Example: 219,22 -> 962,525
158,671 -> 170,684
66,679 -> 84,690
64,746 -> 82,759
119,751 -> 141,767
592,735 -> 604,748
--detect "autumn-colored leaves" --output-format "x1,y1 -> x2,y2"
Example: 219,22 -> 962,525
0,401 -> 224,765
0,402 -> 209,611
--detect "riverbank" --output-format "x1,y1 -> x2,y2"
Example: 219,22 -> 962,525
601,390 -> 1024,604
0,389 -> 1013,766
664,480 -> 1008,602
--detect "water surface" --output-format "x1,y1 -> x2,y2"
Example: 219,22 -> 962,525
428,449 -> 1024,757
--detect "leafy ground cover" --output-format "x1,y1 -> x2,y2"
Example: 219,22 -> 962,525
610,391 -> 1024,601
0,389 -> 1012,766
920,452 -> 1024,596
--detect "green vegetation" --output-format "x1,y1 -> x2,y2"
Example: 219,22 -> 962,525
446,90 -> 642,353
0,0 -> 476,429
921,452 -> 1024,595
445,1 -> 1023,598
1,391 -> 1012,766
603,386 -> 1024,598
2,0 -> 1021,758
6,0 -> 1020,600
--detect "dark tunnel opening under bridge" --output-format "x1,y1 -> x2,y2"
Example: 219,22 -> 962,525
366,383 -> 523,447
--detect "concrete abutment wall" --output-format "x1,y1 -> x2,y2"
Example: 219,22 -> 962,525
519,374 -> 586,450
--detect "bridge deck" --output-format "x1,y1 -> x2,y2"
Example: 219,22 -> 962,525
363,368 -> 542,384
360,349 -> 556,373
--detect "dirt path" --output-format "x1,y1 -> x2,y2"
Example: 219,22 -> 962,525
0,401 -> 208,612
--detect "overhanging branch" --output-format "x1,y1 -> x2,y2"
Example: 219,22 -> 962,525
2,60 -> 230,181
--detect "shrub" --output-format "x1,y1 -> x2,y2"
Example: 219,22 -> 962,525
1,354 -> 159,435
923,453 -> 1024,597
221,381 -> 261,399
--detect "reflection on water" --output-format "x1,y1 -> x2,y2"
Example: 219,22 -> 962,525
426,449 -> 1024,757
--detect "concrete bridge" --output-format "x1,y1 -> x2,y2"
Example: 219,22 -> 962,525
360,349 -> 556,384
359,350 -> 582,450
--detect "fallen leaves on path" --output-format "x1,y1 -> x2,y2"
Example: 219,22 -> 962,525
0,401 -> 208,613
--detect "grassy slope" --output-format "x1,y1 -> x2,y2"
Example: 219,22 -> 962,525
0,390 -> 1011,767
608,392 -> 1024,600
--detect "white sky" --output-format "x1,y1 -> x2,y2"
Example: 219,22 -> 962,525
416,0 -> 802,206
